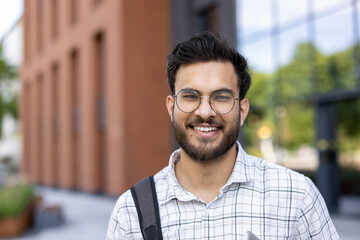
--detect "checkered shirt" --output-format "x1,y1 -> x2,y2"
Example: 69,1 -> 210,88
106,142 -> 339,239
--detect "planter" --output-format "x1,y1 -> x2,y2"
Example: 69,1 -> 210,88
0,198 -> 35,238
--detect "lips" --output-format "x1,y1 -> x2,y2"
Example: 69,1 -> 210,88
185,116 -> 224,138
193,126 -> 218,133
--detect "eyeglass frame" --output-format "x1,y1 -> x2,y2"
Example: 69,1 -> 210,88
172,88 -> 241,115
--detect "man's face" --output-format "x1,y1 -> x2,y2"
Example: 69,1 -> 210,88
166,61 -> 249,163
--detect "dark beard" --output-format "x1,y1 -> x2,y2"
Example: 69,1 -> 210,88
172,114 -> 240,163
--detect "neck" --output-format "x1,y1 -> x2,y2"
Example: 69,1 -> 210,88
174,144 -> 238,203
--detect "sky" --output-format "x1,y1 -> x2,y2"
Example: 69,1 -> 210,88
0,0 -> 23,41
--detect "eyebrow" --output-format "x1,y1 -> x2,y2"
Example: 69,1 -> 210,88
180,87 -> 235,95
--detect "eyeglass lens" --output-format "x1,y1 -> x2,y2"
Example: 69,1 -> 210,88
176,89 -> 236,114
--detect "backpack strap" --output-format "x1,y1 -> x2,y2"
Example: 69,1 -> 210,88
130,176 -> 163,240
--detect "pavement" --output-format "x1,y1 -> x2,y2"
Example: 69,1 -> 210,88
331,196 -> 360,240
4,187 -> 360,240
7,187 -> 116,240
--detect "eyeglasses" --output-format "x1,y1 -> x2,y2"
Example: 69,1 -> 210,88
173,89 -> 240,115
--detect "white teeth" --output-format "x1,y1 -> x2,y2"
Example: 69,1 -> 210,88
193,126 -> 218,132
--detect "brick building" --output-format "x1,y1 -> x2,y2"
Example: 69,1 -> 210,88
20,0 -> 171,195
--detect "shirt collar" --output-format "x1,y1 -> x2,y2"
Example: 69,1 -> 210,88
162,141 -> 255,204
226,141 -> 255,184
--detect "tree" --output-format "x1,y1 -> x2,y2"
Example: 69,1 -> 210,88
247,41 -> 360,152
0,42 -> 18,138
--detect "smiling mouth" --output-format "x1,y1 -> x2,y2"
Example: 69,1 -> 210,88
192,126 -> 219,133
186,117 -> 223,134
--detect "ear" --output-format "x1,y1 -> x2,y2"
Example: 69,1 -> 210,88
239,98 -> 249,126
166,95 -> 175,121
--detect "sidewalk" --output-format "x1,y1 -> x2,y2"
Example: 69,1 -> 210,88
6,187 -> 360,240
331,195 -> 360,240
9,186 -> 116,240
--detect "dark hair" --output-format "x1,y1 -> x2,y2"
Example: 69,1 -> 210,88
167,31 -> 251,100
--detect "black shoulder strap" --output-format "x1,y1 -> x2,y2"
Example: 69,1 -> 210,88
130,176 -> 163,240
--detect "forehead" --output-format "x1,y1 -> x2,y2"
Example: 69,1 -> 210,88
174,61 -> 238,94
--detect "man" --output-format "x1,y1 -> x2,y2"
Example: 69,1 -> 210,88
106,32 -> 339,239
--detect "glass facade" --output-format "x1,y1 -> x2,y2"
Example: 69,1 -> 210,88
237,0 -> 360,173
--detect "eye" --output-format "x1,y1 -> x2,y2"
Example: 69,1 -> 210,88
212,92 -> 232,102
182,94 -> 198,100
179,91 -> 199,101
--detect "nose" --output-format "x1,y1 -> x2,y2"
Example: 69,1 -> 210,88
193,96 -> 217,119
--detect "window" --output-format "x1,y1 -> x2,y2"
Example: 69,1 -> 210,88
37,73 -> 44,180
36,0 -> 43,51
24,1 -> 30,62
237,0 -> 360,162
51,63 -> 59,183
93,32 -> 106,189
51,0 -> 58,38
70,0 -> 77,24
70,50 -> 80,135
51,64 -> 59,139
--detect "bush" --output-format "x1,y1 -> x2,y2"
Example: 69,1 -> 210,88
0,184 -> 34,219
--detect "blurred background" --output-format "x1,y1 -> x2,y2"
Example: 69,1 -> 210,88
0,0 -> 359,239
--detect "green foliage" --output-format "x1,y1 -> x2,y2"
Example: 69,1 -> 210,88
0,42 -> 18,138
0,184 -> 34,219
282,103 -> 315,150
245,71 -> 274,149
316,46 -> 356,93
247,41 -> 360,152
2,95 -> 18,119
337,99 -> 360,152
247,71 -> 273,110
0,43 -> 17,80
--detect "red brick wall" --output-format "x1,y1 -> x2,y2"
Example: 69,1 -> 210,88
20,0 -> 171,195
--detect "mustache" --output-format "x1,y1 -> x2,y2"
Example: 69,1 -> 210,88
185,117 -> 224,128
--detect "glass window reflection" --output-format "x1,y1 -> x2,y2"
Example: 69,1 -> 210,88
314,0 -> 351,13
240,36 -> 273,73
237,0 -> 272,38
278,0 -> 307,26
315,7 -> 353,54
279,24 -> 308,66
